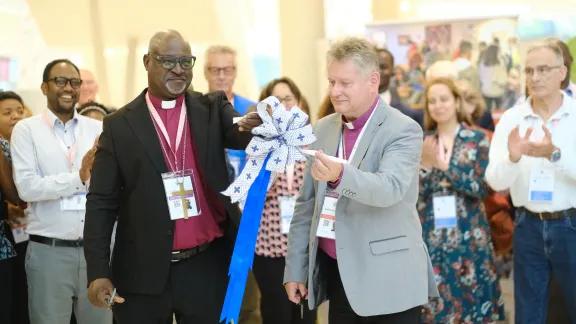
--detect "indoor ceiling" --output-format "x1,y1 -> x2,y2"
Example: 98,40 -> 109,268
26,0 -> 222,49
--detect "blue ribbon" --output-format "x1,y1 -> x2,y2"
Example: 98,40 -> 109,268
220,154 -> 271,324
219,96 -> 316,324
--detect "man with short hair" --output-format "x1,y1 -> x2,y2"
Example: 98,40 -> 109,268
376,48 -> 423,127
84,30 -> 262,324
204,45 -> 255,178
284,37 -> 437,324
486,41 -> 576,323
11,59 -> 108,324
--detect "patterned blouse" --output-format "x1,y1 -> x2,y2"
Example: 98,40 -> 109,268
255,161 -> 306,258
0,137 -> 15,260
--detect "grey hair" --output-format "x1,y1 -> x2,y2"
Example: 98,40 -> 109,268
326,37 -> 379,75
527,40 -> 564,65
205,45 -> 237,64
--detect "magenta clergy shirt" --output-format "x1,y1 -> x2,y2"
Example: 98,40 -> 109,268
319,96 -> 379,259
148,92 -> 224,251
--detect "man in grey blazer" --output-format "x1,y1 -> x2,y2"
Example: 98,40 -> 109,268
284,37 -> 438,324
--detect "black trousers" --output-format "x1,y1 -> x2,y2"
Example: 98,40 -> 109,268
252,254 -> 316,324
12,241 -> 30,324
321,250 -> 421,324
0,257 -> 13,323
112,238 -> 231,324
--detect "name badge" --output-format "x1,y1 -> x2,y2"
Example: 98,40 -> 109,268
60,192 -> 87,211
433,195 -> 457,229
12,225 -> 29,244
162,170 -> 201,220
529,168 -> 555,203
279,196 -> 297,234
316,191 -> 338,239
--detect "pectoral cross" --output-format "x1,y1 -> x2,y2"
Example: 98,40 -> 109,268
439,178 -> 451,189
171,181 -> 194,219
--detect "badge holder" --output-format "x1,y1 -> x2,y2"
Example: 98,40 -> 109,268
432,178 -> 458,229
316,190 -> 339,239
279,195 -> 297,234
161,169 -> 202,220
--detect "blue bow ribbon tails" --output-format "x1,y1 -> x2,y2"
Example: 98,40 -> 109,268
219,96 -> 316,324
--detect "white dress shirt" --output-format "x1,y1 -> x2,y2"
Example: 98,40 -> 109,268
11,109 -> 102,240
486,91 -> 576,212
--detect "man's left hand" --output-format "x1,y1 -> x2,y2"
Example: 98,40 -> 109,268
238,112 -> 263,132
311,150 -> 342,182
523,125 -> 556,160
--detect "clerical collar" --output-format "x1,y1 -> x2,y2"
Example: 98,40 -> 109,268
342,96 -> 379,130
147,90 -> 185,110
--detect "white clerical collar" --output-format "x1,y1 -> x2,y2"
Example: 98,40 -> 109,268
161,100 -> 176,109
344,122 -> 354,129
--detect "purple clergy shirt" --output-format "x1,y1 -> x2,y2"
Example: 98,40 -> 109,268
148,92 -> 224,251
319,96 -> 379,259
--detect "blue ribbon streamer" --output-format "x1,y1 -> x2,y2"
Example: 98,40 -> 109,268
220,154 -> 272,324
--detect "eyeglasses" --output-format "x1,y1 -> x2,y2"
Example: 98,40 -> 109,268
48,77 -> 82,89
207,66 -> 236,76
150,54 -> 196,70
524,65 -> 561,77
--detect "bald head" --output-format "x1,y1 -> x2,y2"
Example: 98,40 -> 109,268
144,29 -> 194,100
148,29 -> 190,54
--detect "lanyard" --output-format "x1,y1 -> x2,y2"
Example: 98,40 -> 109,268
337,105 -> 377,161
437,125 -> 460,165
286,164 -> 295,192
145,93 -> 187,173
42,112 -> 78,169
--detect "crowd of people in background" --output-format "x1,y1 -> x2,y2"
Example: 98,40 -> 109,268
0,31 -> 575,324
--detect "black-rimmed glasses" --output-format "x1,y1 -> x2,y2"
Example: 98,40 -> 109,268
47,77 -> 82,89
150,54 -> 196,70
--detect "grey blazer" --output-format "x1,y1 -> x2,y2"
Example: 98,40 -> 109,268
284,100 -> 439,316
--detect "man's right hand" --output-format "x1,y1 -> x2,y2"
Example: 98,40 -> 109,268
284,282 -> 308,304
508,125 -> 532,163
88,278 -> 125,308
80,136 -> 99,182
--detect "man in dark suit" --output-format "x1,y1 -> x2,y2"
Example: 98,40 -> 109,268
376,48 -> 424,127
84,30 -> 262,324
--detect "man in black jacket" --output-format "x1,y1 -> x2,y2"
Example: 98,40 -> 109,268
84,30 -> 262,324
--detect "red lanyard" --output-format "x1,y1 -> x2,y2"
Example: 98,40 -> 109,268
42,112 -> 77,169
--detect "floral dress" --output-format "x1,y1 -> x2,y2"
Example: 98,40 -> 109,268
418,124 -> 505,323
0,136 -> 15,260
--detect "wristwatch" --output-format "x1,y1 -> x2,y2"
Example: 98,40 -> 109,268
550,148 -> 562,163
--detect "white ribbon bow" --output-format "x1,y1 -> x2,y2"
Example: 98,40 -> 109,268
222,96 -> 316,204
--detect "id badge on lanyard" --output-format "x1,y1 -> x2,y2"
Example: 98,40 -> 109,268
527,118 -> 559,203
42,113 -> 87,210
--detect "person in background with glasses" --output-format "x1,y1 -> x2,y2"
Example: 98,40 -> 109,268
203,45 -> 262,324
486,41 -> 576,324
203,45 -> 256,179
10,59 -> 107,324
84,30 -> 262,324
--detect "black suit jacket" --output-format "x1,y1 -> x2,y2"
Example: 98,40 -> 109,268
84,89 -> 252,295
